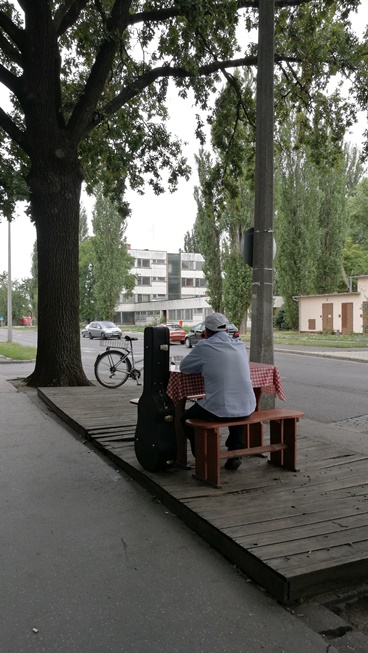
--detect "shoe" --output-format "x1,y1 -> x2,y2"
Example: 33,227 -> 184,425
224,457 -> 242,470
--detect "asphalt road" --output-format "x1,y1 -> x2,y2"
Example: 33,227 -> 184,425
2,328 -> 368,425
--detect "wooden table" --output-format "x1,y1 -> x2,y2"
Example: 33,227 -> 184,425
166,362 -> 286,466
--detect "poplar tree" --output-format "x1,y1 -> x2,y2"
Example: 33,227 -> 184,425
92,187 -> 135,321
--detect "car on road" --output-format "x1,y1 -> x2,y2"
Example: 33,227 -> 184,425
82,321 -> 122,340
184,321 -> 239,348
158,323 -> 186,345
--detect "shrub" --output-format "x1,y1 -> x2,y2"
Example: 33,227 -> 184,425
274,306 -> 291,330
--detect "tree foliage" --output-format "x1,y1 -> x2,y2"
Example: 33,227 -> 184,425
27,241 -> 38,321
275,130 -> 363,328
0,272 -> 31,323
275,143 -> 323,328
191,150 -> 223,312
79,237 -> 96,322
92,187 -> 135,321
186,72 -> 256,328
0,1 -> 366,384
340,237 -> 368,291
346,176 -> 368,248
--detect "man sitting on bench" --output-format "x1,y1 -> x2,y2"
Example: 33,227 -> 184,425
180,313 -> 256,470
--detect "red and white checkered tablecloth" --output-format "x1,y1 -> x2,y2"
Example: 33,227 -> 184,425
166,361 -> 286,406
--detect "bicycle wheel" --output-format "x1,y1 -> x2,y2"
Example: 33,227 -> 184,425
94,349 -> 132,388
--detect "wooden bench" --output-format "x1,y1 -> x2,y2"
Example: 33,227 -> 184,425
131,394 -> 205,406
186,408 -> 304,488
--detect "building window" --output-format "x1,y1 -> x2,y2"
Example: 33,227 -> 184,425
152,258 -> 166,265
182,278 -> 194,287
167,309 -> 193,321
136,276 -> 151,286
195,278 -> 206,288
182,260 -> 203,271
136,258 -> 150,268
137,294 -> 151,303
119,293 -> 133,304
152,276 -> 166,282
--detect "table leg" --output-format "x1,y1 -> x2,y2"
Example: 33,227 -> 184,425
174,397 -> 189,467
254,387 -> 262,410
250,388 -> 264,447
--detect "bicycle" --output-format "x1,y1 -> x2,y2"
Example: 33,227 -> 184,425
94,335 -> 144,389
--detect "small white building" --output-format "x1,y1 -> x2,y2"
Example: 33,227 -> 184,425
298,275 -> 368,334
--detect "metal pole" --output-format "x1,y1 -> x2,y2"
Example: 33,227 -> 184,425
250,0 -> 275,365
7,219 -> 12,343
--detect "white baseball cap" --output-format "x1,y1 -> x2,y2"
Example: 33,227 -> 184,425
204,313 -> 228,331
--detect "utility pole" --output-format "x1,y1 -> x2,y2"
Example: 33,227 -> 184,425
7,219 -> 12,343
250,0 -> 275,368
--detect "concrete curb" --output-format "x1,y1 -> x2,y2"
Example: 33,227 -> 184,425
273,347 -> 368,363
0,358 -> 35,364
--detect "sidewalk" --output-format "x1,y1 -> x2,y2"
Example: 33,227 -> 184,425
1,361 -> 368,652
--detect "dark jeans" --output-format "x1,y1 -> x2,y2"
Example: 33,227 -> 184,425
181,402 -> 250,457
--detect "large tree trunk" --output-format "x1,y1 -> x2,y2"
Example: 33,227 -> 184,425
26,156 -> 91,387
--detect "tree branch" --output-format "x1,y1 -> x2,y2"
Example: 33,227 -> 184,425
0,107 -> 27,151
126,0 -> 315,27
0,32 -> 22,67
67,0 -> 133,139
82,56 -> 258,136
0,10 -> 25,51
90,52 -> 304,134
54,0 -> 91,36
0,63 -> 23,98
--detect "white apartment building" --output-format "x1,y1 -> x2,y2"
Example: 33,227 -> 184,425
114,248 -> 213,327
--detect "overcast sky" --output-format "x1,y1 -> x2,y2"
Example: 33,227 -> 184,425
0,5 -> 367,280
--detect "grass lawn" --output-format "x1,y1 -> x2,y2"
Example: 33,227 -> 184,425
0,341 -> 36,360
240,330 -> 368,348
118,325 -> 368,348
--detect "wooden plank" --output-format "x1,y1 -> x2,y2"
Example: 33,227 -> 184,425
214,495 -> 368,535
231,512 -> 368,548
37,384 -> 368,604
273,541 -> 368,576
251,524 -> 368,562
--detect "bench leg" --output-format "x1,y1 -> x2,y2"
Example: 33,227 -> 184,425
249,422 -> 264,447
249,393 -> 264,447
282,418 -> 298,471
269,419 -> 283,467
269,418 -> 298,471
193,427 -> 221,488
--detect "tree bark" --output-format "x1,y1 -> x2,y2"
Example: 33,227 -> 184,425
26,154 -> 91,387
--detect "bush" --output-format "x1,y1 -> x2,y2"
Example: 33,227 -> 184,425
274,306 -> 291,330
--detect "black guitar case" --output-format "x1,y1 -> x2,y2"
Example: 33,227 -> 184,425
134,326 -> 177,471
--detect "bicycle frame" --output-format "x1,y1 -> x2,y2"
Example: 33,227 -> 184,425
94,335 -> 144,388
107,337 -> 144,383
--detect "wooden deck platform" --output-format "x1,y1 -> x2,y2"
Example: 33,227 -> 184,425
38,383 -> 368,604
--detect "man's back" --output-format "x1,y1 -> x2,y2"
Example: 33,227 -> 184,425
180,331 -> 256,418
